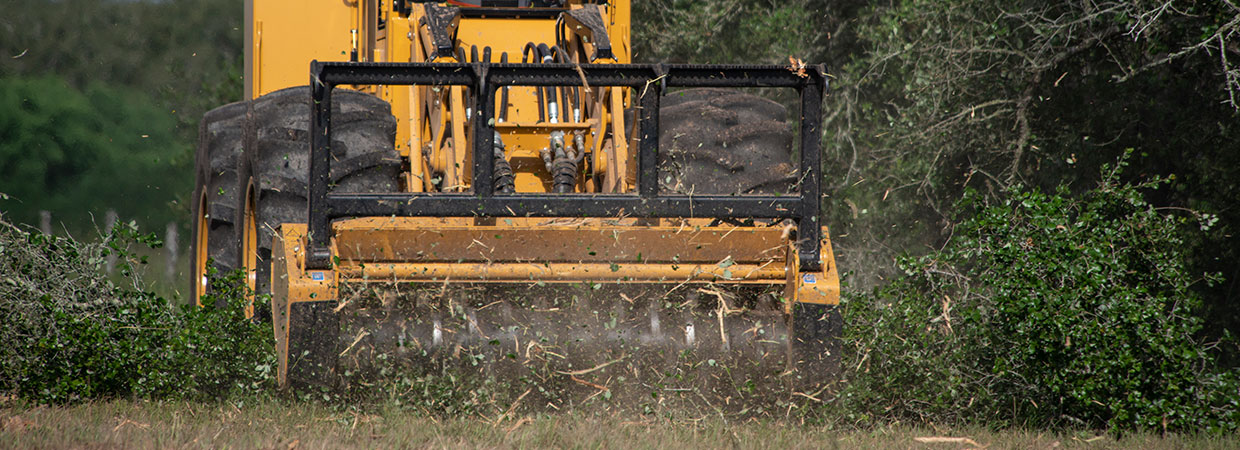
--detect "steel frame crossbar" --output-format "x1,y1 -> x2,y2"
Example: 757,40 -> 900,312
306,61 -> 827,271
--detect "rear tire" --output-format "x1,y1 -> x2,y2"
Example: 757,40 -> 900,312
191,101 -> 247,305
239,86 -> 402,299
659,88 -> 797,195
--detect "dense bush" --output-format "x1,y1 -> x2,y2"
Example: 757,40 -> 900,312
0,215 -> 273,403
832,158 -> 1239,433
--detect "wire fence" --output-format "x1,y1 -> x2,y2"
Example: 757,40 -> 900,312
37,209 -> 189,302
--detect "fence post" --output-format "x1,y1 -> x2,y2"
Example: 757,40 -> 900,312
104,209 -> 118,274
165,222 -> 179,281
39,210 -> 52,235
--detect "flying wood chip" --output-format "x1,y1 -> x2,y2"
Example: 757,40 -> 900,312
788,56 -> 808,78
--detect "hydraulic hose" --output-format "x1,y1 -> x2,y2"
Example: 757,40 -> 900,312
492,132 -> 515,194
549,133 -> 575,193
551,46 -> 581,122
537,43 -> 559,123
522,43 -> 545,122
499,52 -> 510,122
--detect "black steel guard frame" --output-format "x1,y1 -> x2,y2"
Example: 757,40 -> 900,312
306,61 -> 828,271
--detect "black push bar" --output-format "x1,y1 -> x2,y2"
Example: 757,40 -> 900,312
306,61 -> 827,271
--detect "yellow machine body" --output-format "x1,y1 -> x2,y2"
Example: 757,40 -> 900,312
225,0 -> 839,388
247,1 -> 633,194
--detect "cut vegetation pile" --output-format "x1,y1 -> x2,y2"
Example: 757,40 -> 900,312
0,215 -> 273,403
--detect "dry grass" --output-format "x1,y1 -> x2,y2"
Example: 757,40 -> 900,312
1,399 -> 1236,449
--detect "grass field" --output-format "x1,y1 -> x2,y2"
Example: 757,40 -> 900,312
2,399 -> 1236,449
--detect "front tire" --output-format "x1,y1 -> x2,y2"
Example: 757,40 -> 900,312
238,87 -> 402,300
191,101 -> 247,305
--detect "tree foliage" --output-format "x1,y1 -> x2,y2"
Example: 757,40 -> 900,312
816,0 -> 1240,353
828,0 -> 1238,192
0,77 -> 190,231
0,0 -> 244,130
0,0 -> 242,233
633,0 -> 827,64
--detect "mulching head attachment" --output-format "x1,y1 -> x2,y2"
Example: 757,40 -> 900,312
270,61 -> 840,410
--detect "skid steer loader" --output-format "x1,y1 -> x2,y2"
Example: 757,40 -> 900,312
191,0 -> 839,395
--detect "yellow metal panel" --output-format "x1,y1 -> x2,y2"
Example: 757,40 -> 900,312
271,223 -> 337,387
249,0 -> 354,98
793,227 -> 841,306
454,18 -> 558,65
331,217 -> 788,264
448,85 -> 469,190
607,86 -> 629,192
338,261 -> 786,283
607,0 -> 631,63
273,224 -> 337,304
385,17 -> 414,158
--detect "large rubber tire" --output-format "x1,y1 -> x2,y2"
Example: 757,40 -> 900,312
659,88 -> 797,195
191,101 -> 247,304
659,89 -> 837,384
240,87 -> 402,298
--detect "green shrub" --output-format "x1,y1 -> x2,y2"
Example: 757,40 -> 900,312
833,156 -> 1239,433
0,216 -> 273,403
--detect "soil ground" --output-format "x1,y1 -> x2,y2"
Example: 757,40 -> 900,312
2,399 -> 1235,449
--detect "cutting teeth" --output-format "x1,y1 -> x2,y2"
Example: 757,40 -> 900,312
334,284 -> 795,373
648,302 -> 661,339
466,308 -> 480,341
